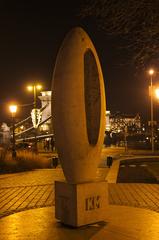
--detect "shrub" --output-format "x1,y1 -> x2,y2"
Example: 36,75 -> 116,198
16,151 -> 51,170
0,149 -> 17,173
0,150 -> 51,173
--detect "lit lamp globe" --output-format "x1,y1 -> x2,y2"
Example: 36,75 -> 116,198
27,84 -> 42,91
36,85 -> 42,90
27,86 -> 33,91
27,84 -> 43,111
9,105 -> 17,116
148,69 -> 154,76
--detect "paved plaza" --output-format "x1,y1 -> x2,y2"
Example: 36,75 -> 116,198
0,167 -> 159,239
0,168 -> 159,220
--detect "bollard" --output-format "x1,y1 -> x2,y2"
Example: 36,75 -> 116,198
52,156 -> 58,168
107,156 -> 113,168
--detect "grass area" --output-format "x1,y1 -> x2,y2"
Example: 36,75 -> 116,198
0,150 -> 51,174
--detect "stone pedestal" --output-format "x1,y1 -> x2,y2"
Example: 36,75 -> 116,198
55,181 -> 108,227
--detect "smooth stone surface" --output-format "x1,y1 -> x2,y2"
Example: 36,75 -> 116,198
52,27 -> 106,183
1,206 -> 159,240
55,181 -> 108,227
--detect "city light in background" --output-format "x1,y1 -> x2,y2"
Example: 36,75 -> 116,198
155,88 -> 159,99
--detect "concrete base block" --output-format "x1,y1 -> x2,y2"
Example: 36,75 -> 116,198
55,180 -> 108,227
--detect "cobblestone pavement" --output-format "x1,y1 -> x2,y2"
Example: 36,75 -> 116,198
0,169 -> 159,219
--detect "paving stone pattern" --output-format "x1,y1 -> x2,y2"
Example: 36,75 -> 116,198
0,169 -> 159,219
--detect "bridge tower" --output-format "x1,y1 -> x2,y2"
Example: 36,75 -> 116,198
38,91 -> 52,132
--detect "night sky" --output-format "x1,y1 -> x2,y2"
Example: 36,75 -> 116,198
0,1 -> 155,124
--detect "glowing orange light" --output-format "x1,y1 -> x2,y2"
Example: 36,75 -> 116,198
36,85 -> 42,90
27,86 -> 33,91
9,105 -> 17,113
148,69 -> 154,76
27,85 -> 42,91
155,88 -> 159,99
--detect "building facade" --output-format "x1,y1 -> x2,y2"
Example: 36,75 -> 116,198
106,111 -> 141,134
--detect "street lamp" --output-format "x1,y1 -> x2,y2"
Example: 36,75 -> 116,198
27,84 -> 42,153
148,68 -> 155,153
27,84 -> 42,109
9,105 -> 17,158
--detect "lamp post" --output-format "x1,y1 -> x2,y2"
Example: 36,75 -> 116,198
9,105 -> 17,158
148,69 -> 155,153
27,84 -> 42,153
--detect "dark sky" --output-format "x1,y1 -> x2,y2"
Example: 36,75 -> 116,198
0,1 -> 153,124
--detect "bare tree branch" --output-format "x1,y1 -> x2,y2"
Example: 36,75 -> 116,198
79,0 -> 159,68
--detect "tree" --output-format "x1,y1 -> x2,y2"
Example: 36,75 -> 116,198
79,0 -> 159,69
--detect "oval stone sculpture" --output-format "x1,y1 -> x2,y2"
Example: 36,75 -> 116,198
52,27 -> 106,184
